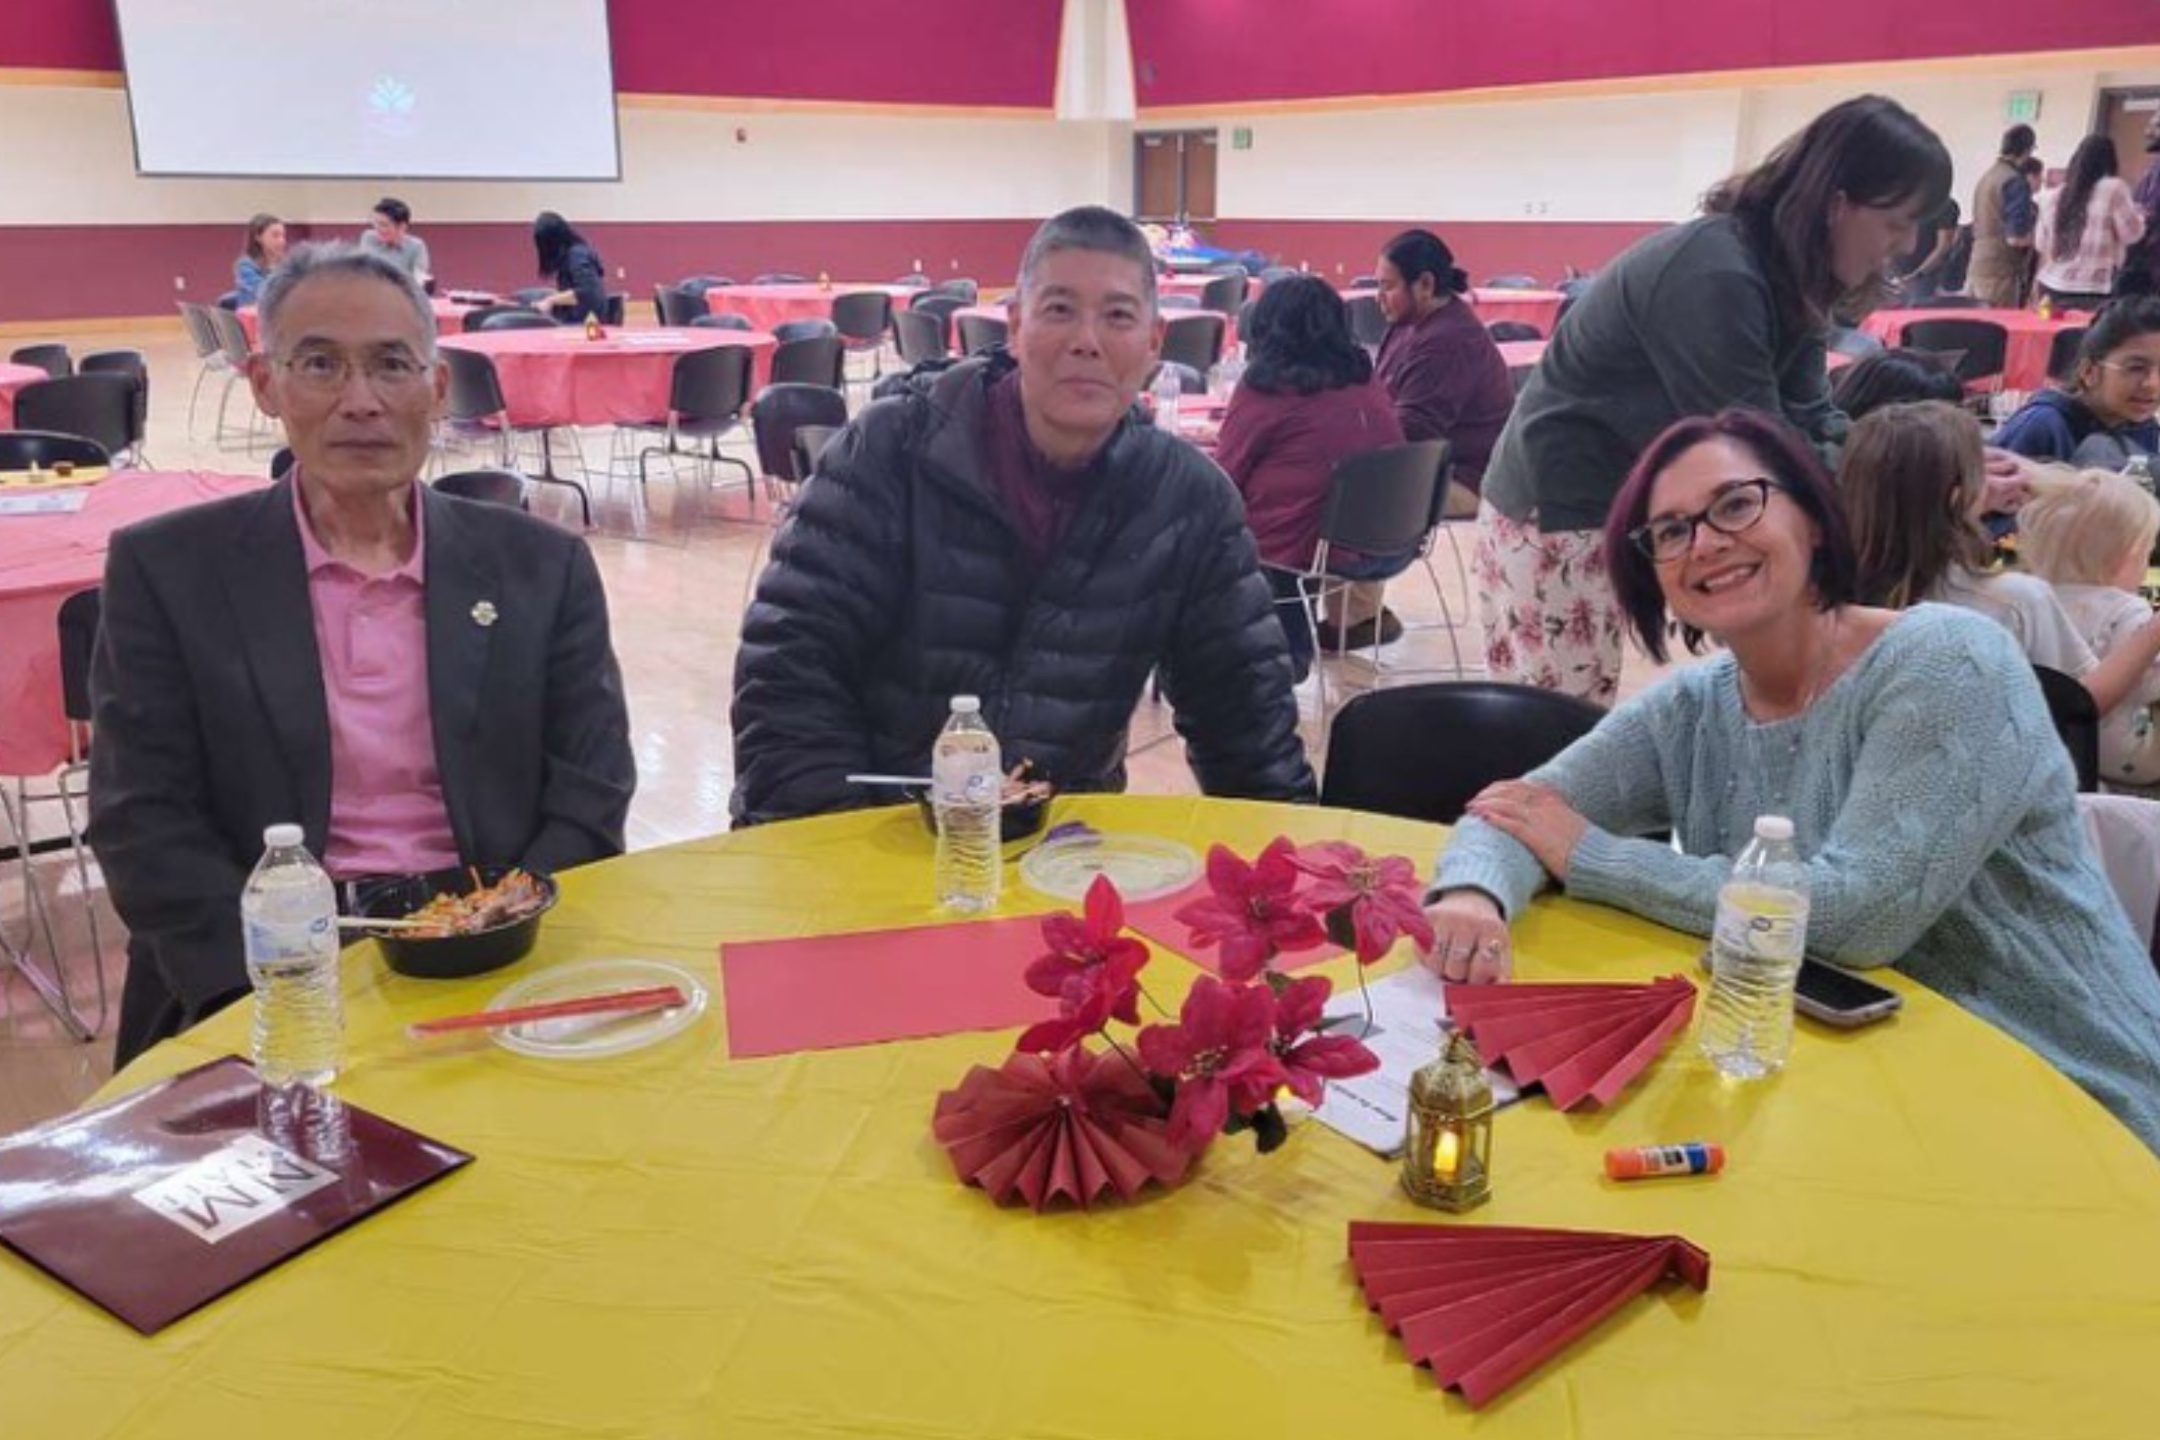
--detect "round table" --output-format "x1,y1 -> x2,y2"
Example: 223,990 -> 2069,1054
237,299 -> 474,347
0,361 -> 48,428
1858,307 -> 2087,391
7,796 -> 2157,1436
701,283 -> 919,334
0,470 -> 267,777
436,329 -> 776,430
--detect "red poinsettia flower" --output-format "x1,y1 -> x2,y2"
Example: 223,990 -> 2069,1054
1135,977 -> 1288,1154
1292,841 -> 1437,964
1171,838 -> 1326,981
1016,876 -> 1151,1055
1268,975 -> 1381,1106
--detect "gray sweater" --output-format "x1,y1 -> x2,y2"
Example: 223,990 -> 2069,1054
1437,604 -> 2160,1156
1483,214 -> 1847,533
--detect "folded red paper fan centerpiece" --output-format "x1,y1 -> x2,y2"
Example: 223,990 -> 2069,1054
1442,974 -> 1696,1110
1348,1220 -> 1711,1408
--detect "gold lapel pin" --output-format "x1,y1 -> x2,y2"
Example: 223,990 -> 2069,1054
471,601 -> 499,628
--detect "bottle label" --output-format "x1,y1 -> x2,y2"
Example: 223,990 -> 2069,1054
1713,889 -> 1807,962
244,912 -> 333,964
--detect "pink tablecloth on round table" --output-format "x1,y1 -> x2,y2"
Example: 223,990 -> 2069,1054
0,470 -> 268,776
0,362 -> 47,428
701,284 -> 917,334
238,299 -> 474,347
1858,307 -> 2088,391
437,329 -> 777,429
1496,339 -> 1547,371
1466,288 -> 1566,336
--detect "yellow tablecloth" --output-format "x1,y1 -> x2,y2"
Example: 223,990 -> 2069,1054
5,796 -> 2159,1437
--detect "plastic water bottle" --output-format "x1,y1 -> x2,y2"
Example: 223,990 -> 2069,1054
932,696 -> 1002,913
1699,815 -> 1809,1080
1152,365 -> 1182,433
2123,453 -> 2154,495
241,824 -> 344,1089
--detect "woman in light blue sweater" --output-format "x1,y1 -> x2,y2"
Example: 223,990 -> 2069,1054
1428,407 -> 2160,1155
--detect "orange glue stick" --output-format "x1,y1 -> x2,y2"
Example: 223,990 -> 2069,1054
1605,1142 -> 1725,1180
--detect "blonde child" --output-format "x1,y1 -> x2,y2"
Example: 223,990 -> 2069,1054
2019,467 -> 2160,792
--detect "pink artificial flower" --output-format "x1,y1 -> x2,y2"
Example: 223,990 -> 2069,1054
1016,876 -> 1150,1055
1135,978 -> 1288,1154
1293,841 -> 1438,964
1171,838 -> 1325,980
1268,975 -> 1380,1106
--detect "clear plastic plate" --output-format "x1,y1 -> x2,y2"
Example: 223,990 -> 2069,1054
1019,833 -> 1202,902
484,958 -> 708,1060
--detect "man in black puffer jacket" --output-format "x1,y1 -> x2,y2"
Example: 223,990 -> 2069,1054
731,207 -> 1314,825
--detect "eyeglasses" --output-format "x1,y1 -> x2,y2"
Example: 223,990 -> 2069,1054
2097,359 -> 2160,386
1628,478 -> 1780,562
276,349 -> 433,395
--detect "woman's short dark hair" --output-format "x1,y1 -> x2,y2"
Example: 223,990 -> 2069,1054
1604,408 -> 1859,662
1240,274 -> 1372,395
1828,348 -> 1964,419
1379,228 -> 1469,297
2071,295 -> 2160,395
532,210 -> 588,277
1703,95 -> 1952,335
243,213 -> 282,265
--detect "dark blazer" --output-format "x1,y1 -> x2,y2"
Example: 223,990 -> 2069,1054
88,479 -> 635,1066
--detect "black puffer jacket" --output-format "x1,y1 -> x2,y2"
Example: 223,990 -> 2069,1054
730,354 -> 1315,826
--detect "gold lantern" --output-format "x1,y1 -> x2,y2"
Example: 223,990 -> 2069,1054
1402,1031 -> 1494,1211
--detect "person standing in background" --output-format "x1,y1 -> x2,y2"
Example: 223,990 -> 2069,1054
359,198 -> 432,290
2033,136 -> 2146,311
2122,106 -> 2160,297
1969,125 -> 2038,308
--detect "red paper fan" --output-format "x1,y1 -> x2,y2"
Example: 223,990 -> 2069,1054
932,1048 -> 1195,1212
1443,975 -> 1695,1109
1348,1220 -> 1711,1408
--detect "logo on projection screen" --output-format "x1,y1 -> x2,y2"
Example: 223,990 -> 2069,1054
367,76 -> 418,140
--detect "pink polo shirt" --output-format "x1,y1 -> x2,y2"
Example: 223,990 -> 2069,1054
293,478 -> 461,880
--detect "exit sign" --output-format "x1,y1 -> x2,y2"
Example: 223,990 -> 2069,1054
2005,91 -> 2042,124
1232,126 -> 1253,150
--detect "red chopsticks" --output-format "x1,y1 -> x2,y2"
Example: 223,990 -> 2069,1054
407,985 -> 688,1040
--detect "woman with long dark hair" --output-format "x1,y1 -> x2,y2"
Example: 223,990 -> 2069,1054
1994,296 -> 2160,467
1473,95 -> 1951,704
233,213 -> 287,306
1214,275 -> 1404,670
532,210 -> 608,323
2035,136 -> 2147,310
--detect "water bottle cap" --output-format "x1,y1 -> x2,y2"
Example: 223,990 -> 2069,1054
263,822 -> 305,849
1753,815 -> 1795,841
950,695 -> 981,714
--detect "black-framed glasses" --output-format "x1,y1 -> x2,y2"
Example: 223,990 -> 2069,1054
1628,478 -> 1780,562
276,348 -> 433,395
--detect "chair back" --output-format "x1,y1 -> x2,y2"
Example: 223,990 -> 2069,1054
1161,313 -> 1227,375
441,347 -> 509,422
1321,681 -> 1606,822
930,277 -> 979,303
1486,320 -> 1543,342
0,430 -> 111,470
177,303 -> 223,361
1346,293 -> 1387,348
2046,327 -> 2089,384
667,344 -> 754,424
1901,319 -> 2009,385
9,343 -> 72,379
206,307 -> 253,365
477,309 -> 559,333
1318,440 -> 1450,556
1482,273 -> 1541,290
956,314 -> 1009,355
909,292 -> 969,332
434,469 -> 530,510
750,383 -> 849,481
2034,664 -> 2101,793
693,313 -> 754,332
831,291 -> 895,346
56,587 -> 101,727
681,275 -> 736,295
79,350 -> 150,448
462,304 -> 544,333
791,424 -> 843,483
893,308 -> 950,367
14,375 -> 136,459
770,335 -> 846,388
772,318 -> 839,345
1199,272 -> 1248,314
654,284 -> 709,327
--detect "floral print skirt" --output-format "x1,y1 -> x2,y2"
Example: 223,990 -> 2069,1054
1471,501 -> 1623,706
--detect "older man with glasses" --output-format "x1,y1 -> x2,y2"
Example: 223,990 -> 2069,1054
88,243 -> 635,1066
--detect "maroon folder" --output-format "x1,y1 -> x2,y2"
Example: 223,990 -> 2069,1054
0,1055 -> 471,1334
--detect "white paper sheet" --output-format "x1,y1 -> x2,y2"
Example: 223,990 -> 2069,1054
1311,965 -> 1519,1157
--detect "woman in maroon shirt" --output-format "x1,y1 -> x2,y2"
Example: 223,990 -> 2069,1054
1215,275 -> 1406,673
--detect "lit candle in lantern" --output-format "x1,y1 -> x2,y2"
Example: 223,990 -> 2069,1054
1434,1128 -> 1461,1182
1402,1031 -> 1494,1212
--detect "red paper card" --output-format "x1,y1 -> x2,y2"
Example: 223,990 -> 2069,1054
721,915 -> 1056,1058
1121,885 -> 1345,975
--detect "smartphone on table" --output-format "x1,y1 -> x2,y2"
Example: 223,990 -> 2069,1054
1697,949 -> 1903,1028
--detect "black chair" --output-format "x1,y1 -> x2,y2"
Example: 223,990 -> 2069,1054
13,376 -> 136,463
1486,320 -> 1543,343
438,347 -> 591,526
909,293 -> 969,346
1199,272 -> 1248,314
930,278 -> 979,303
621,344 -> 758,495
0,430 -> 110,470
956,313 -> 1008,356
1483,273 -> 1541,290
433,469 -> 530,510
750,382 -> 849,484
754,272 -> 811,284
769,334 -> 846,388
2034,665 -> 2100,793
893,308 -> 951,368
772,318 -> 839,345
1346,293 -> 1387,349
1901,319 -> 2009,387
1161,313 -> 1227,375
654,284 -> 709,327
9,343 -> 72,379
603,293 -> 627,327
692,313 -> 755,332
463,304 -> 547,333
270,446 -> 295,479
78,350 -> 150,462
831,291 -> 895,380
2046,327 -> 2089,384
1320,682 -> 1607,823
1236,298 -> 1260,337
478,310 -> 560,333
